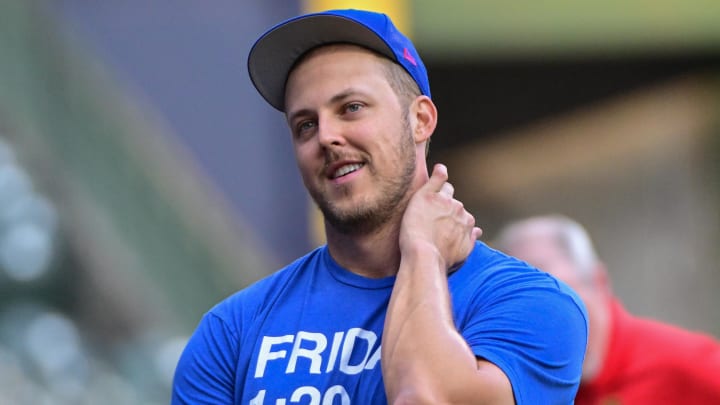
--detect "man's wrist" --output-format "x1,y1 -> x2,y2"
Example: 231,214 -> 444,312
400,241 -> 447,273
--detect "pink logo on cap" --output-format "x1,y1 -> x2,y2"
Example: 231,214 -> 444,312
403,48 -> 417,66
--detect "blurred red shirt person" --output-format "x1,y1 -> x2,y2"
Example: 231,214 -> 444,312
495,214 -> 720,404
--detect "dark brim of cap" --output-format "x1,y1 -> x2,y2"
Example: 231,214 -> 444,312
247,13 -> 395,112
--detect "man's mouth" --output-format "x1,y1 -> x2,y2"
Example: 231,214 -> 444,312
331,163 -> 364,179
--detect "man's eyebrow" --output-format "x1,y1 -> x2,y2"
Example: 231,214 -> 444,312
287,108 -> 313,125
287,88 -> 367,123
328,88 -> 363,105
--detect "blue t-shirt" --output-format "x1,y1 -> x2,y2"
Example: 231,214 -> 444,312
172,242 -> 588,404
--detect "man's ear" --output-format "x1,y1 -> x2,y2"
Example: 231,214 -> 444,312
409,95 -> 437,144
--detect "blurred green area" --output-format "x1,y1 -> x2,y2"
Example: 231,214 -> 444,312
415,0 -> 720,57
0,1 -> 270,403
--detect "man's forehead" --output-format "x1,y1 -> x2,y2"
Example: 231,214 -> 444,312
284,48 -> 392,111
291,43 -> 387,72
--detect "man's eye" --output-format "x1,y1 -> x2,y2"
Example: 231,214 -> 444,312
345,103 -> 363,113
297,120 -> 316,133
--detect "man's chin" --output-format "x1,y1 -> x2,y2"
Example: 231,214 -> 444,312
322,207 -> 383,235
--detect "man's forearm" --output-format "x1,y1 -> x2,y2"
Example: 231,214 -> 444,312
381,246 -> 510,404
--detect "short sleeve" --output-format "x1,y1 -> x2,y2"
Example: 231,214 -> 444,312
172,312 -> 240,404
462,270 -> 588,404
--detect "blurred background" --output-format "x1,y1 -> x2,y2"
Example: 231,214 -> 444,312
1,0 -> 719,403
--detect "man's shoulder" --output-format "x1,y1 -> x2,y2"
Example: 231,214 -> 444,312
453,241 -> 588,322
209,246 -> 327,319
458,241 -> 548,281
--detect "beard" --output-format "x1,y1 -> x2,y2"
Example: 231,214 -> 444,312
310,119 -> 417,236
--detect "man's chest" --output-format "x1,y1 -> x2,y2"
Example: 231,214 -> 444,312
235,288 -> 390,404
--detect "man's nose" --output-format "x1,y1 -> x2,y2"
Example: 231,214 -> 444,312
316,115 -> 345,148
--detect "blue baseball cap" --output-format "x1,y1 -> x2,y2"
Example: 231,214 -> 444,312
247,9 -> 431,112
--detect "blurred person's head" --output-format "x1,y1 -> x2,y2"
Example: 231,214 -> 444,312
494,214 -> 612,380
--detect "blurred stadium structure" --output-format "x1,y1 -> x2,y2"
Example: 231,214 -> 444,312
1,0 -> 719,403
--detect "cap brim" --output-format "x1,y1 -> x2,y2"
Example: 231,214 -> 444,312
248,14 -> 394,112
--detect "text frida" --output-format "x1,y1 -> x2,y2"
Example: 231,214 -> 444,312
255,328 -> 381,378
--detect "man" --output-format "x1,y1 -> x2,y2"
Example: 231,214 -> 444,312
495,214 -> 720,404
172,9 -> 587,404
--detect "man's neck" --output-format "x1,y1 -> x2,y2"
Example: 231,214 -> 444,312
325,216 -> 403,279
324,162 -> 430,279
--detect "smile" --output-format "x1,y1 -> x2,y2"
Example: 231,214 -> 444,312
332,163 -> 364,179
